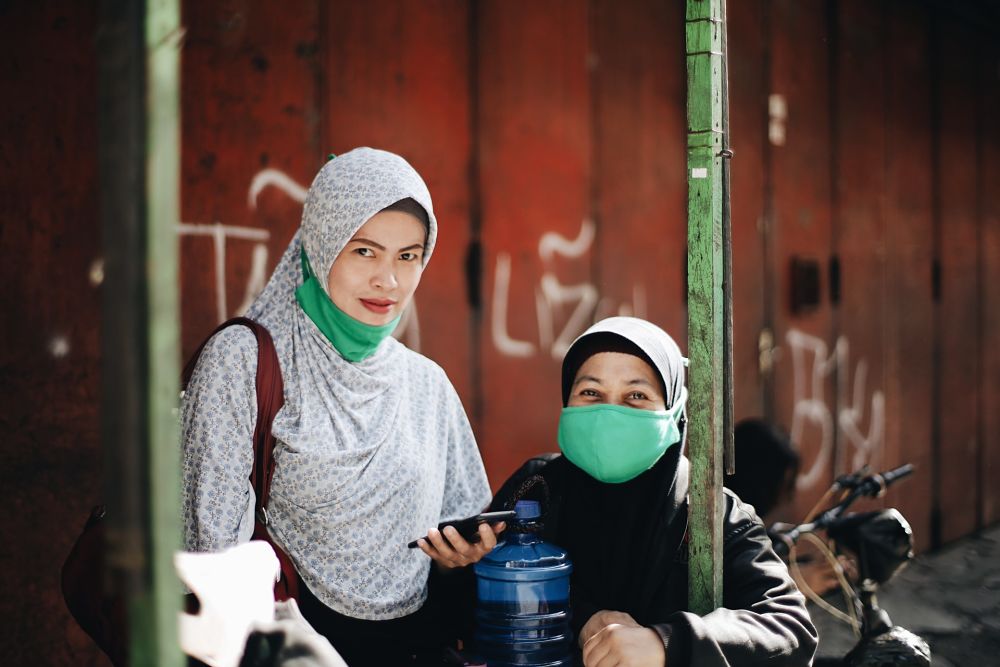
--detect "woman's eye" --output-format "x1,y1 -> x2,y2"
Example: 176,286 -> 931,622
355,247 -> 375,258
580,389 -> 600,397
627,391 -> 648,401
399,252 -> 420,262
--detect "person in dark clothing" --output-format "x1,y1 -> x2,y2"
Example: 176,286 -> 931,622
490,317 -> 817,667
727,419 -> 800,518
726,418 -> 842,597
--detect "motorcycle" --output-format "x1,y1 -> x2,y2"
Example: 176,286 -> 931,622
770,464 -> 932,667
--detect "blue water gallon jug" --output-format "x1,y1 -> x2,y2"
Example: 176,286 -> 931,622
473,500 -> 573,667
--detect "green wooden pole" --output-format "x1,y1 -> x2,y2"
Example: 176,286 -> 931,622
685,0 -> 726,614
143,0 -> 183,663
97,0 -> 182,663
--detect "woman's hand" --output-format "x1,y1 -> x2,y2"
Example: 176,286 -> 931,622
580,610 -> 666,667
416,521 -> 506,570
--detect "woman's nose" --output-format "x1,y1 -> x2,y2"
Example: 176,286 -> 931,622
372,264 -> 398,290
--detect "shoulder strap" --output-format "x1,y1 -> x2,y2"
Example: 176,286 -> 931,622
182,317 -> 285,524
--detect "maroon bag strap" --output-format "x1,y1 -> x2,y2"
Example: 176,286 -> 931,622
182,316 -> 285,528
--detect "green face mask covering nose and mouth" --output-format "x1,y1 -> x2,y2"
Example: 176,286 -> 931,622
557,387 -> 687,484
294,247 -> 401,362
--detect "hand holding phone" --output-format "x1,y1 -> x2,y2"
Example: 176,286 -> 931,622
407,510 -> 516,549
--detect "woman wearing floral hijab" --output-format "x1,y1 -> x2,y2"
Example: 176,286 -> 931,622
182,148 -> 496,665
491,316 -> 817,667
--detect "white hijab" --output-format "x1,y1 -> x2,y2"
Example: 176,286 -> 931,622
569,316 -> 687,410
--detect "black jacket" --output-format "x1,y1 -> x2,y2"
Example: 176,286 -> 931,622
489,454 -> 818,667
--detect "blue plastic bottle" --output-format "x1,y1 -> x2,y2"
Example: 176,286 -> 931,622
473,500 -> 573,667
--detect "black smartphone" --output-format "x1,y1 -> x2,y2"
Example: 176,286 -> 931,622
407,510 -> 516,549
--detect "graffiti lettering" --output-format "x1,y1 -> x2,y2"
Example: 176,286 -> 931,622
248,168 -> 308,208
492,252 -> 536,357
177,222 -> 271,324
786,329 -> 885,491
491,218 -> 646,359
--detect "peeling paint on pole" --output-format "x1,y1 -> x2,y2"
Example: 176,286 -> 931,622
686,0 -> 726,614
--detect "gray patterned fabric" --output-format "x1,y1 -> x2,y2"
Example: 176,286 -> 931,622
182,147 -> 491,620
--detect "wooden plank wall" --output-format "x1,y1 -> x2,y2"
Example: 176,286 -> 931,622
936,10 -> 981,544
727,0 -> 767,423
883,0 -> 934,548
833,0 -> 892,524
0,3 -> 105,664
1,1 -> 999,663
477,0 -> 592,479
767,0 -> 838,519
981,35 -> 1000,527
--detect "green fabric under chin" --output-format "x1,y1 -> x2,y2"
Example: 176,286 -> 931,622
294,247 -> 401,362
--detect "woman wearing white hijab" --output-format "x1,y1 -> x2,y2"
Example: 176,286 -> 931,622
181,148 -> 496,665
489,317 -> 817,667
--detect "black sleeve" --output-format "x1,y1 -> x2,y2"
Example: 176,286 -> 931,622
650,493 -> 818,666
427,562 -> 478,645
488,453 -> 561,511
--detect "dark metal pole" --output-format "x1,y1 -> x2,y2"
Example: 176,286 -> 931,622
721,0 -> 735,476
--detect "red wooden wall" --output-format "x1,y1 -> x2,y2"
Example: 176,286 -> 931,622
2,1 -> 999,664
0,3 -> 104,664
168,0 -> 1000,546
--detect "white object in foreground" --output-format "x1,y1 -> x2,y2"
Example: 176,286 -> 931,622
175,540 -> 279,667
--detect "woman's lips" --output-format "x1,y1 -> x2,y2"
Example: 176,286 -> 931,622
360,298 -> 395,315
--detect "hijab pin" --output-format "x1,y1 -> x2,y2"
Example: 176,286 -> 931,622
326,152 -> 337,161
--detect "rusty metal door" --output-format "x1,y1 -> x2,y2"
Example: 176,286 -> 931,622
475,1 -> 592,482
883,0 -> 935,550
766,0 -> 838,521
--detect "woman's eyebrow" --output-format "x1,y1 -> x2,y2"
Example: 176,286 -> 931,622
627,378 -> 655,387
398,243 -> 424,252
573,374 -> 602,387
348,237 -> 386,251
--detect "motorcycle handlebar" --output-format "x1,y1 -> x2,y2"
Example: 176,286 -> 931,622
881,463 -> 914,486
770,463 -> 915,555
850,463 -> 914,499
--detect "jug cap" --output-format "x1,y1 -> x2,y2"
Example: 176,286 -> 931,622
514,500 -> 541,520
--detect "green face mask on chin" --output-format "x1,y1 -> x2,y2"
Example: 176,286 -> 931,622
557,388 -> 687,484
294,247 -> 401,362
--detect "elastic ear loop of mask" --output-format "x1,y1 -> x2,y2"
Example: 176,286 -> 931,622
668,387 -> 688,419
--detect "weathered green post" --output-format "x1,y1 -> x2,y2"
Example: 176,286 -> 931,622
98,0 -> 183,662
146,0 -> 183,662
685,0 -> 726,613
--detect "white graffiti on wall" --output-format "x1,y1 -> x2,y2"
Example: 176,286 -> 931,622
177,167 -> 311,323
181,168 -> 422,350
492,218 -> 647,360
247,168 -> 309,208
786,329 -> 885,491
177,222 -> 271,324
